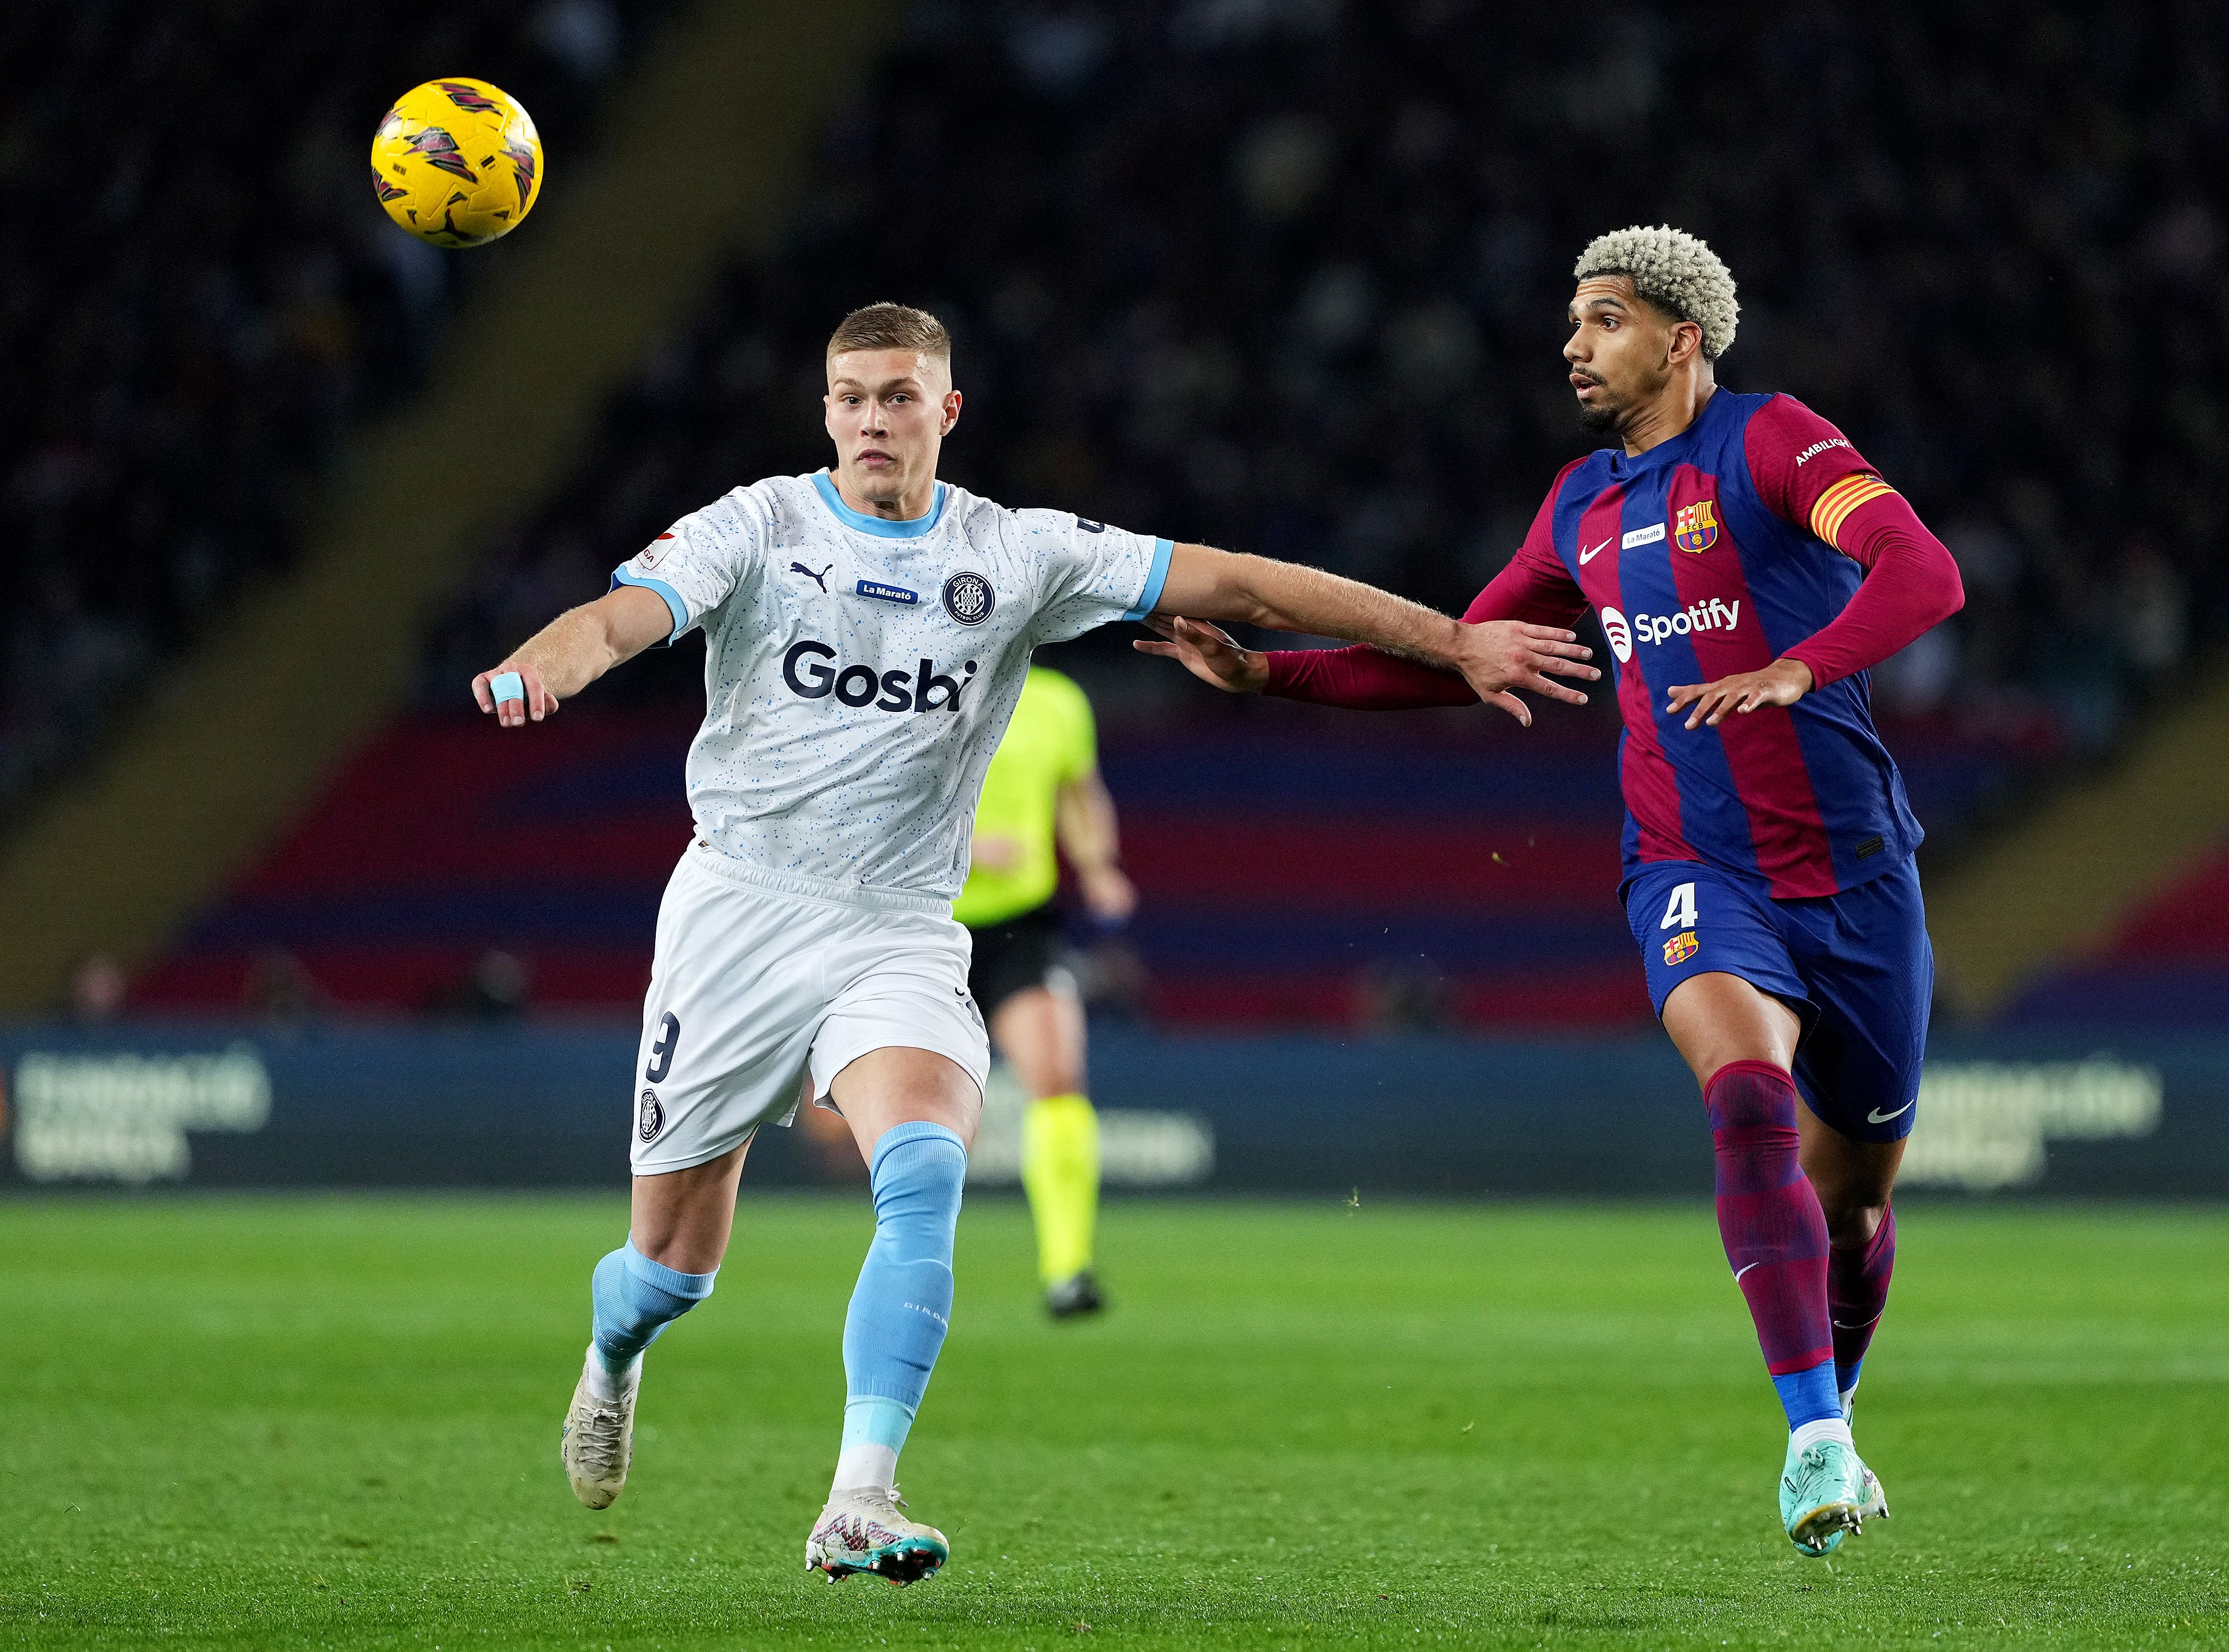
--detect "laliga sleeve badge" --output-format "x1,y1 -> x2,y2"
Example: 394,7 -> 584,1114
942,571 -> 996,626
1663,931 -> 1700,966
638,1088 -> 666,1143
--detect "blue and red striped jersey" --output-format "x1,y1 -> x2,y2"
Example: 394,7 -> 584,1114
1521,390 -> 1919,898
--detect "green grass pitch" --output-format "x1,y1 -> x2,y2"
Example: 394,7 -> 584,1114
4,1195 -> 2223,1649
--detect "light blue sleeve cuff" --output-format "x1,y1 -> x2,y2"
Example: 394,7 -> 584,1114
610,567 -> 689,644
1121,537 -> 1175,623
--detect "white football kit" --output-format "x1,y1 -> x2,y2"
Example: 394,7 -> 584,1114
609,470 -> 1170,1173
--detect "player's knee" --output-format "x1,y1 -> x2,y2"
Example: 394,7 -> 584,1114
1803,1142 -> 1898,1245
1818,1194 -> 1888,1251
593,1240 -> 717,1343
869,1122 -> 968,1239
1702,1059 -> 1798,1133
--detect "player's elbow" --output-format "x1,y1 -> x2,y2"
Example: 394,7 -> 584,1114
1922,540 -> 1965,626
598,586 -> 675,666
1876,520 -> 1965,631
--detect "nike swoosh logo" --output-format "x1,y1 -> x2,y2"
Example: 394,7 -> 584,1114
1867,1100 -> 1916,1124
1733,1262 -> 1760,1282
1579,537 -> 1612,564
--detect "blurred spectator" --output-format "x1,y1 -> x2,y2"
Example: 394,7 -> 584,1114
2114,542 -> 2190,677
0,0 -> 670,824
425,0 -> 2229,765
69,954 -> 130,1023
533,0 -> 623,83
1073,934 -> 1154,1023
244,950 -> 325,1025
425,949 -> 533,1020
1358,957 -> 1453,1035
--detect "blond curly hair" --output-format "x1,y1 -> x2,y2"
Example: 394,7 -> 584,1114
1573,226 -> 1739,359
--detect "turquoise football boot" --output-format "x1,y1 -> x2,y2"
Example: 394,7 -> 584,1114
1779,1435 -> 1879,1556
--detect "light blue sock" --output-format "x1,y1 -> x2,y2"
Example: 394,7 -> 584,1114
832,1122 -> 967,1492
590,1240 -> 717,1378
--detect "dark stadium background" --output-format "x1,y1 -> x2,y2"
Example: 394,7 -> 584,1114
6,8 -> 2227,1649
1,0 -> 2223,1197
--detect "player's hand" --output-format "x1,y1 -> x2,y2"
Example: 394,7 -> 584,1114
472,661 -> 559,728
1078,864 -> 1138,927
1446,621 -> 1598,728
1665,658 -> 1814,729
1132,615 -> 1269,694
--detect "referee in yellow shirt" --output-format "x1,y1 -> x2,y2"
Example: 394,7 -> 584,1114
957,665 -> 1135,1317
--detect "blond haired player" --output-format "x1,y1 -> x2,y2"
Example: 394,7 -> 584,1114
472,303 -> 1597,1586
957,666 -> 1133,1317
1140,228 -> 1966,1558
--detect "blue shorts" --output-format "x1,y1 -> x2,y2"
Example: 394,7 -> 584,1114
1624,856 -> 1933,1143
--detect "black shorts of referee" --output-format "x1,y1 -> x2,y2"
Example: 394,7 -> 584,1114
966,901 -> 1074,1015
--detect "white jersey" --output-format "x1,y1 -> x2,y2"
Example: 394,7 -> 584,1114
610,471 -> 1169,908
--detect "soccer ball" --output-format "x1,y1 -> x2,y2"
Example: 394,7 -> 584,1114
370,79 -> 542,247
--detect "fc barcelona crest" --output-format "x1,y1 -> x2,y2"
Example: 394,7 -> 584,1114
1672,499 -> 1720,553
1663,931 -> 1700,965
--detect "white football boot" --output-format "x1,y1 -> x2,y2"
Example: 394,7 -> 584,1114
559,1346 -> 636,1510
805,1485 -> 949,1585
1856,1461 -> 1892,1525
1840,1381 -> 1892,1524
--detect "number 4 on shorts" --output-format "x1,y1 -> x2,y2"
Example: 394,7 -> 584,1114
1659,882 -> 1698,931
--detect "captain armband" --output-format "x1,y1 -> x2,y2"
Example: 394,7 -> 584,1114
1808,473 -> 1897,550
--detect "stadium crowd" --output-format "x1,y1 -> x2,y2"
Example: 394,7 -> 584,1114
0,0 -> 667,819
9,2 -> 2223,831
424,0 -> 2226,759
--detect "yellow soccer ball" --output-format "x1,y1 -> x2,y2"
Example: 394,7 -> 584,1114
370,78 -> 542,247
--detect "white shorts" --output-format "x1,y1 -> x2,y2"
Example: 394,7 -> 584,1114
629,843 -> 989,1174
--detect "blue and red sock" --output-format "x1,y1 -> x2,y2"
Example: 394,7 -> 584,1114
1828,1204 -> 1896,1404
1705,1060 -> 1839,1429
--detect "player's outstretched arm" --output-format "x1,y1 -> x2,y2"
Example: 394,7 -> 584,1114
1144,542 -> 1596,725
471,585 -> 674,728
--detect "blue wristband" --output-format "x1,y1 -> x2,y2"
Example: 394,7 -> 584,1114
491,671 -> 526,706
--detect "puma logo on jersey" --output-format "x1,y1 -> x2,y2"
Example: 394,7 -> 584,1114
782,640 -> 978,712
789,561 -> 832,592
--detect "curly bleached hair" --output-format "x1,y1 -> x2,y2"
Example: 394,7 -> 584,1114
1573,226 -> 1739,359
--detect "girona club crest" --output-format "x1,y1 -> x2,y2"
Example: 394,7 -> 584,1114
1672,498 -> 1720,553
